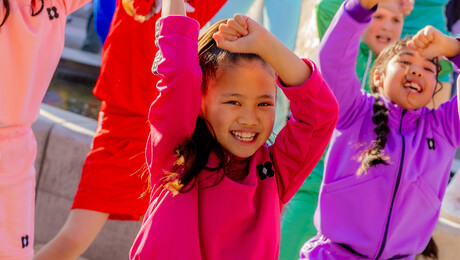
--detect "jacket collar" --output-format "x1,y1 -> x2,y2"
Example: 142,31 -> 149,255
379,95 -> 426,134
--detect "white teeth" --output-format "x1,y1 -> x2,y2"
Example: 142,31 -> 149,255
404,82 -> 421,92
377,35 -> 390,42
232,131 -> 256,142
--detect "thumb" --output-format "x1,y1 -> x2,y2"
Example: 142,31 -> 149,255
185,2 -> 195,13
154,0 -> 162,14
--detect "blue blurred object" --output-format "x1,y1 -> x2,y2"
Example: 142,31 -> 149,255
94,0 -> 116,44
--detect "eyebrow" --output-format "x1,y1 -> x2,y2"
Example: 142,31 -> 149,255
399,52 -> 437,66
222,93 -> 275,99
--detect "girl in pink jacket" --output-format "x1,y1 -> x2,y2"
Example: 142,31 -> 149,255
0,1 -> 89,259
129,0 -> 338,259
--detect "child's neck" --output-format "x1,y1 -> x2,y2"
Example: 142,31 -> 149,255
226,156 -> 250,182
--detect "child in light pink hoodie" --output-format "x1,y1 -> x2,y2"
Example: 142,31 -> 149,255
129,0 -> 339,259
0,1 -> 89,258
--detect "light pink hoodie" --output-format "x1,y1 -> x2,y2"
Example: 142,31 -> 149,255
0,0 -> 90,127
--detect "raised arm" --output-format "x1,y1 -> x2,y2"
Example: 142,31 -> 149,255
408,26 -> 460,146
161,0 -> 186,16
319,0 -> 377,128
146,0 -> 202,179
407,26 -> 460,60
213,14 -> 311,87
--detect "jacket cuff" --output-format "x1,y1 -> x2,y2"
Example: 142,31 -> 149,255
277,59 -> 322,101
157,16 -> 200,40
344,0 -> 376,23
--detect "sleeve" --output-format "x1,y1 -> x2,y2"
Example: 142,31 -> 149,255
146,16 -> 202,180
61,0 -> 92,15
318,0 -> 373,129
433,50 -> 460,147
271,59 -> 339,203
93,0 -> 116,43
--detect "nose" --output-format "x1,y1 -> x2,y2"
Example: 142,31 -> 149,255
409,66 -> 422,77
381,21 -> 391,31
237,107 -> 258,126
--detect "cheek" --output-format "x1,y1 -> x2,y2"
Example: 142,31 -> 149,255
263,108 -> 276,128
361,29 -> 373,45
392,24 -> 403,38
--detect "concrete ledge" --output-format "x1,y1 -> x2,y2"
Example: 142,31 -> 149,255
33,104 -> 141,260
432,217 -> 460,259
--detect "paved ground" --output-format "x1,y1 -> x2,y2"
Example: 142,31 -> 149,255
63,3 -> 102,67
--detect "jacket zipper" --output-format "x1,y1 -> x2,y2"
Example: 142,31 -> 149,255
375,109 -> 407,259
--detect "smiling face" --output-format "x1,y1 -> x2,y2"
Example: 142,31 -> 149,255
373,46 -> 438,110
361,1 -> 404,55
201,59 -> 276,159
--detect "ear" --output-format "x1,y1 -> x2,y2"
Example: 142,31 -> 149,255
200,94 -> 206,117
372,69 -> 384,89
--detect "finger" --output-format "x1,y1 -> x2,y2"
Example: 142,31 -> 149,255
422,27 -> 435,42
213,32 -> 238,43
185,2 -> 195,13
406,40 -> 419,51
412,38 -> 428,49
227,19 -> 248,36
219,24 -> 241,37
233,14 -> 248,30
213,33 -> 237,52
154,0 -> 162,14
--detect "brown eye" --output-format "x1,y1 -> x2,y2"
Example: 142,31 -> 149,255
399,60 -> 411,66
258,102 -> 272,107
225,101 -> 240,105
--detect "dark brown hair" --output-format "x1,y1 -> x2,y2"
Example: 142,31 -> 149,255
358,37 -> 442,175
159,19 -> 270,194
1,0 -> 45,28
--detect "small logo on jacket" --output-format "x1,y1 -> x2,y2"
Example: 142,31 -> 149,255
257,161 -> 274,180
47,6 -> 59,20
21,235 -> 29,248
427,138 -> 435,150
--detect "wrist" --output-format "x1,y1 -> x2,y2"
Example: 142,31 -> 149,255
255,29 -> 275,59
447,38 -> 460,59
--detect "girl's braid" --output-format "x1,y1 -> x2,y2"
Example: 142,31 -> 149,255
357,94 -> 390,175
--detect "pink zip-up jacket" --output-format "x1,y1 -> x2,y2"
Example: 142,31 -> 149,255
0,0 -> 89,127
129,16 -> 338,260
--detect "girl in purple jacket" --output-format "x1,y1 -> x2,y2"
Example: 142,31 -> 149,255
129,0 -> 338,259
300,0 -> 460,258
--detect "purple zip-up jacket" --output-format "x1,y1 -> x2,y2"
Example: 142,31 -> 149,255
301,1 -> 460,259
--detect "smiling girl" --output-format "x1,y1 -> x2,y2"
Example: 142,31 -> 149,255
299,0 -> 460,258
128,0 -> 338,258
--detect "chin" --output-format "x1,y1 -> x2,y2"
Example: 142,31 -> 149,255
230,149 -> 257,159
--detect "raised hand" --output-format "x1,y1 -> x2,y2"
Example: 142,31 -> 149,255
214,14 -> 310,87
161,0 -> 186,17
399,0 -> 414,16
154,0 -> 195,14
407,25 -> 460,59
212,14 -> 267,55
360,0 -> 379,10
